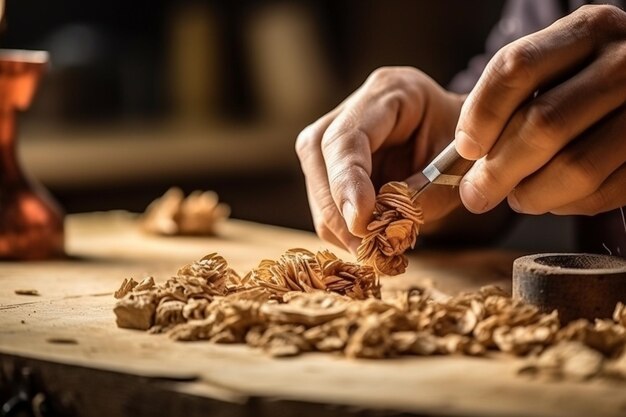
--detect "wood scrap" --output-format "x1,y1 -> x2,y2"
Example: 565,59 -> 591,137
142,187 -> 230,236
14,289 -> 40,296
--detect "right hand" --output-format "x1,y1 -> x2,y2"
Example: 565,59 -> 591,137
296,67 -> 465,252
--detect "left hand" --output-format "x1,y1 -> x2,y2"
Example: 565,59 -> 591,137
455,4 -> 626,216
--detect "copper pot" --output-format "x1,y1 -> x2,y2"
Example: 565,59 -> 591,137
0,50 -> 64,260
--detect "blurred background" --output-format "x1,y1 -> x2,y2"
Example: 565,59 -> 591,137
0,0 -> 577,250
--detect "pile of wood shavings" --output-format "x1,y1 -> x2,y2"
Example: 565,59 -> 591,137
114,262 -> 626,381
142,187 -> 230,236
113,180 -> 626,381
114,250 -> 379,333
358,182 -> 424,275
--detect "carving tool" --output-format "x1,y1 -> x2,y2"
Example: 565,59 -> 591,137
411,140 -> 474,198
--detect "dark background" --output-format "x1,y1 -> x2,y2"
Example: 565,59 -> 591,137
3,1 -> 578,251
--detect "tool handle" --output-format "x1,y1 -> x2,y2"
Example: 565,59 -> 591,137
424,141 -> 474,186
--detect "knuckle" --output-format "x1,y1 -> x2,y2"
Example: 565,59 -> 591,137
366,66 -> 418,93
583,4 -> 625,29
579,190 -> 611,216
474,160 -> 507,198
295,124 -> 320,160
367,66 -> 396,84
519,100 -> 565,151
488,39 -> 540,88
574,5 -> 626,41
555,153 -> 602,196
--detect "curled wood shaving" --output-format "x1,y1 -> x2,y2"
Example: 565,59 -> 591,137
114,277 -> 155,299
357,182 -> 423,276
177,253 -> 241,296
142,187 -> 230,236
114,250 -> 378,334
114,181 -> 626,380
114,254 -> 626,378
247,249 -> 380,300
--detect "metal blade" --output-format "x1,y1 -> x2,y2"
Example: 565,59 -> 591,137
409,171 -> 431,199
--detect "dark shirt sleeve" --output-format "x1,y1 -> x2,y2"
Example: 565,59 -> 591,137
448,0 -> 566,94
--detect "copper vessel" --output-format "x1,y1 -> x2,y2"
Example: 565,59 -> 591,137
0,50 -> 64,259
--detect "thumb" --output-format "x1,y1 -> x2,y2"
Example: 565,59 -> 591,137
334,170 -> 376,238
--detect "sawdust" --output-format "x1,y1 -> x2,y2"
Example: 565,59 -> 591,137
113,181 -> 626,381
142,187 -> 230,236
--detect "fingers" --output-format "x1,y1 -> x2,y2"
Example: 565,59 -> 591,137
321,110 -> 376,238
296,108 -> 361,251
321,67 -> 426,236
509,107 -> 626,214
460,38 -> 626,213
455,5 -> 625,161
550,163 -> 626,216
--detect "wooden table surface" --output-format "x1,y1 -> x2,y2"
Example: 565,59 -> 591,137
1,212 -> 625,417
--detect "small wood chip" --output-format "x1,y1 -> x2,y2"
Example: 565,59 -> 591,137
14,289 -> 40,296
142,187 -> 230,236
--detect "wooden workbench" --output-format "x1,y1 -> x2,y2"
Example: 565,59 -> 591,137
1,212 -> 625,417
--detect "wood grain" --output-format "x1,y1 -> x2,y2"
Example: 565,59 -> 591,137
1,212 -> 624,417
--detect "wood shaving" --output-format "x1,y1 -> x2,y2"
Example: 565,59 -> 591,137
113,276 -> 155,299
112,181 -> 626,382
114,253 -> 626,381
114,250 -> 378,336
519,341 -> 605,381
246,249 -> 380,300
142,187 -> 230,236
357,182 -> 423,276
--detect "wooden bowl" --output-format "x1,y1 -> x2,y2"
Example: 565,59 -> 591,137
513,253 -> 626,323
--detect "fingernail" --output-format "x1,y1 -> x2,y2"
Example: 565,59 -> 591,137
508,191 -> 522,213
342,201 -> 357,231
460,180 -> 488,213
456,130 -> 482,160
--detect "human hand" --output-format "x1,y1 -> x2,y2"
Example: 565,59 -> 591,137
296,67 -> 464,251
456,4 -> 626,216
